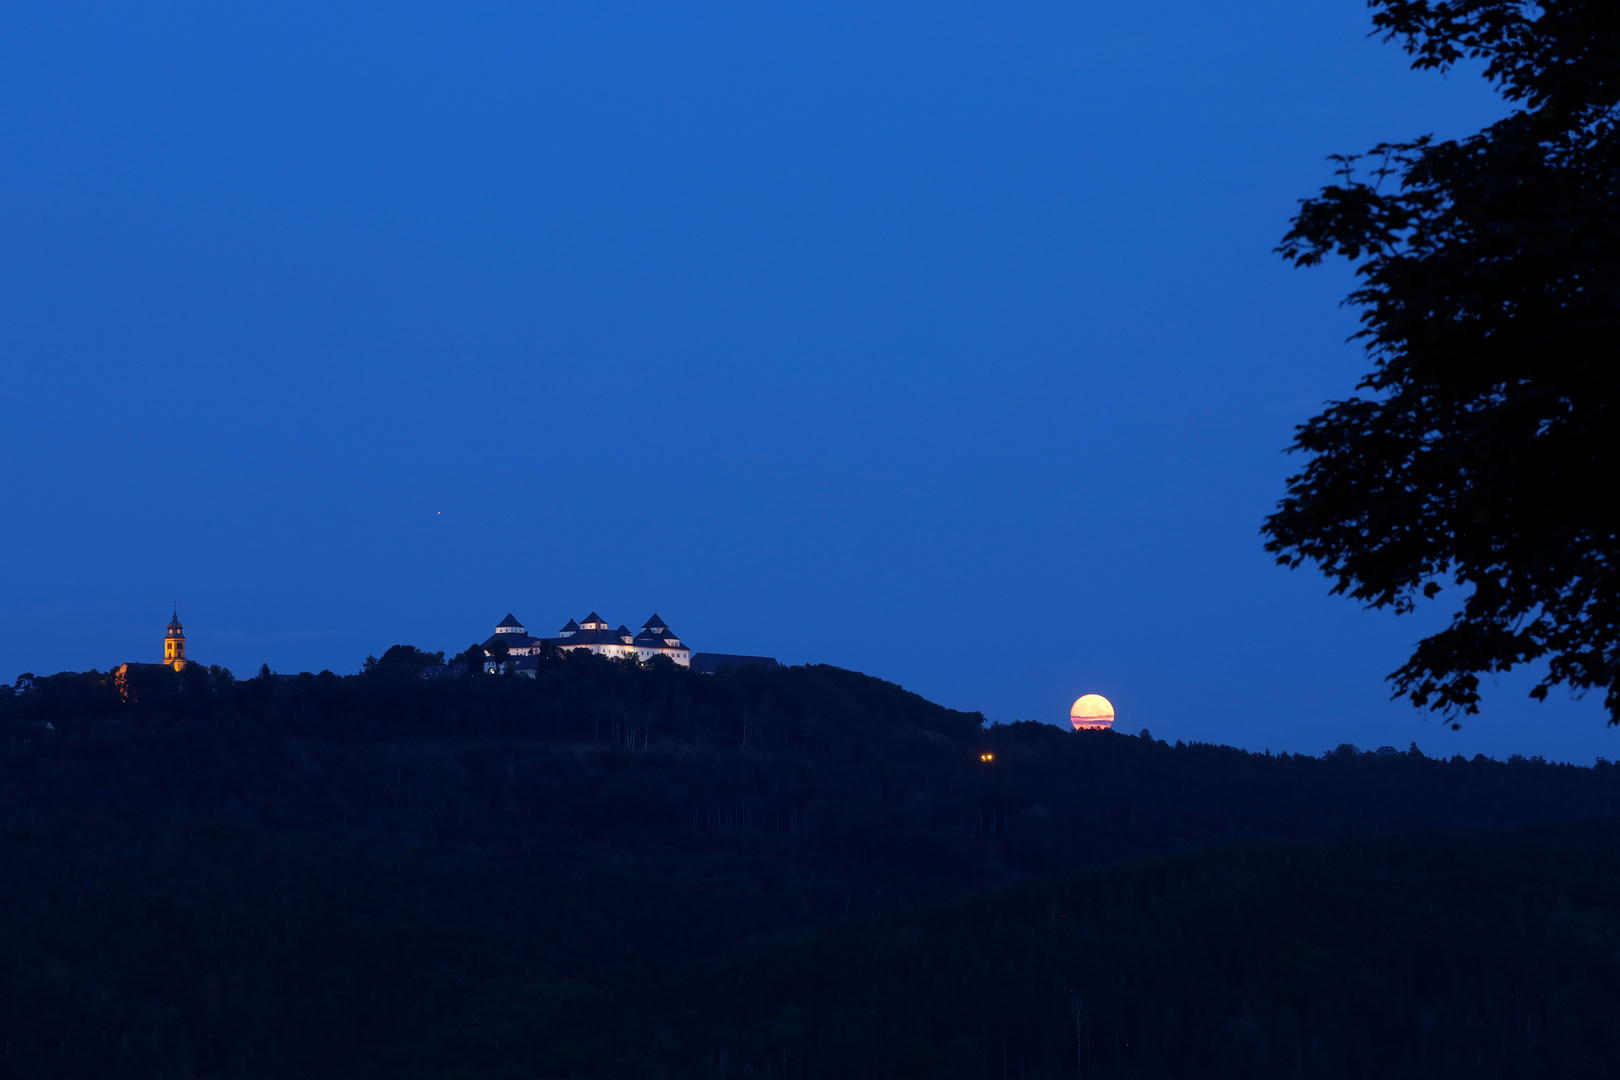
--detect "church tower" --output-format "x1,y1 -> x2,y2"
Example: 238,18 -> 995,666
164,607 -> 188,671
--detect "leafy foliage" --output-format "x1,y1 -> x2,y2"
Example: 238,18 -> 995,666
1265,0 -> 1620,721
361,645 -> 446,681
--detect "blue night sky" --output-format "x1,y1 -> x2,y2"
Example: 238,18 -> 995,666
2,2 -> 1610,762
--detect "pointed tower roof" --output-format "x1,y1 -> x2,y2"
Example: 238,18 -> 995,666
167,606 -> 184,632
582,611 -> 607,625
642,613 -> 668,630
560,618 -> 580,632
496,613 -> 525,629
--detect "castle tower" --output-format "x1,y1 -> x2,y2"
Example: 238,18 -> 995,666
164,607 -> 188,671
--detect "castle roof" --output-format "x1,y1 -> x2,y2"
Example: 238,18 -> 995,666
560,618 -> 580,632
582,611 -> 607,625
634,626 -> 685,648
483,632 -> 540,649
560,625 -> 629,646
483,618 -> 540,648
167,609 -> 184,631
643,614 -> 668,629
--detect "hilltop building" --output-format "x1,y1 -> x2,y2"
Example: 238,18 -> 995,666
163,609 -> 188,670
482,613 -> 545,655
114,608 -> 193,696
477,612 -> 693,668
419,612 -> 779,678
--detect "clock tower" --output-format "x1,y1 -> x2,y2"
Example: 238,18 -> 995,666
164,607 -> 188,671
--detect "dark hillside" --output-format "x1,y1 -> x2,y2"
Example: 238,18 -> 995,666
592,820 -> 1620,1079
2,653 -> 1618,1077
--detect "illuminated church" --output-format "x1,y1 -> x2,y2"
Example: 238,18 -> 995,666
114,608 -> 192,693
162,609 -> 189,670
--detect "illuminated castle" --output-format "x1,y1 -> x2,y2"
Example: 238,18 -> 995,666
483,612 -> 692,667
457,612 -> 779,676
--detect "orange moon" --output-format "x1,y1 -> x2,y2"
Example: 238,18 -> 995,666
1070,694 -> 1115,731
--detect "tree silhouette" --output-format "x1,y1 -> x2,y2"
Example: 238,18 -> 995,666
1265,1 -> 1620,723
1070,992 -> 1087,1078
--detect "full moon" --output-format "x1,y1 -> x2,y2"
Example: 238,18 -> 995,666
1070,694 -> 1115,731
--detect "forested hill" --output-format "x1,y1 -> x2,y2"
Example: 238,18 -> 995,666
591,820 -> 1620,1079
2,652 -> 1619,1077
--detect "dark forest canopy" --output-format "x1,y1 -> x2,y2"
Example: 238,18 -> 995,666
1265,0 -> 1620,724
4,652 -> 1620,1076
600,821 -> 1620,1079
